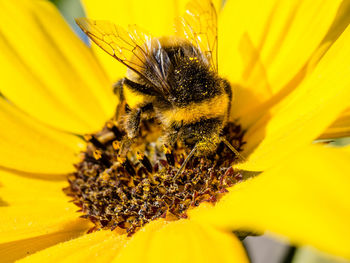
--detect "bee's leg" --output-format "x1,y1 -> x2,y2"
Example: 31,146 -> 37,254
221,137 -> 246,162
125,108 -> 142,139
163,122 -> 181,146
119,137 -> 134,157
120,103 -> 154,156
173,144 -> 198,181
125,103 -> 154,138
117,108 -> 141,156
113,78 -> 125,121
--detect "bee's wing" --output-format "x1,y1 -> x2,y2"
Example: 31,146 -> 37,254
76,18 -> 171,95
176,0 -> 218,72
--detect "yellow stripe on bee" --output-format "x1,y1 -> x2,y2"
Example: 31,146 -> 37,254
123,85 -> 146,109
161,94 -> 229,126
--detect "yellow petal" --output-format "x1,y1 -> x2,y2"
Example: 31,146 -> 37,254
0,170 -> 93,262
239,23 -> 350,171
0,0 -> 115,134
0,171 -> 85,245
114,219 -> 249,263
259,0 -> 342,93
0,221 -> 89,263
18,231 -> 127,263
319,108 -> 350,139
0,169 -> 67,206
192,145 -> 350,259
219,0 -> 277,86
220,0 -> 343,123
0,201 -> 91,244
0,99 -> 84,174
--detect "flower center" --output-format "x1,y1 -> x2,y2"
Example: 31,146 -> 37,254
64,119 -> 245,235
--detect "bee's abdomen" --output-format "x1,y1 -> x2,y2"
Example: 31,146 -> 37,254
161,93 -> 229,127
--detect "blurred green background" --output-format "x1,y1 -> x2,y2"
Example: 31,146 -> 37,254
49,0 -> 84,26
49,0 -> 87,42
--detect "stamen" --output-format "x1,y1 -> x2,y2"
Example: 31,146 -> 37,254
107,121 -> 124,140
93,149 -> 111,166
118,156 -> 136,176
112,140 -> 120,150
85,134 -> 106,149
93,149 -> 102,160
164,144 -> 175,166
137,152 -> 153,173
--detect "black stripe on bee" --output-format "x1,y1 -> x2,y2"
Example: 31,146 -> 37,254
124,78 -> 160,96
181,117 -> 223,134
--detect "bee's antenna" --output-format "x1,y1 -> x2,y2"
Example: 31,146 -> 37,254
173,144 -> 198,181
221,137 -> 246,162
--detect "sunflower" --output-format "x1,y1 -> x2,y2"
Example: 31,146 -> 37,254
1,0 -> 350,262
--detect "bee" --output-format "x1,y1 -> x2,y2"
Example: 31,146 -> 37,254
76,0 -> 242,175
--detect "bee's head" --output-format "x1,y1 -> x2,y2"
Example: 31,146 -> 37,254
181,118 -> 223,156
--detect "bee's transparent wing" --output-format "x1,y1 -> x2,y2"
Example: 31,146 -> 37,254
176,0 -> 218,72
76,18 -> 171,95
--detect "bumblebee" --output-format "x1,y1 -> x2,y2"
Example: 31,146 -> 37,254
76,0 -> 240,171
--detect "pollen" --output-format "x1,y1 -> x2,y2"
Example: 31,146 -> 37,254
93,150 -> 102,160
64,119 -> 245,235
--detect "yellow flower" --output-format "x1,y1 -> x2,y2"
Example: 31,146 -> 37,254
1,0 -> 350,262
